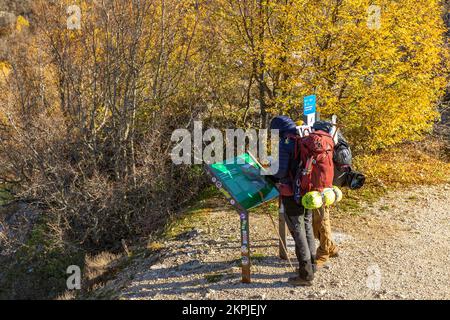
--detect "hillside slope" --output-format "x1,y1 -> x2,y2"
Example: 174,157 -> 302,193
94,183 -> 450,300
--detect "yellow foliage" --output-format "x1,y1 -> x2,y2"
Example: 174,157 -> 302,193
6,0 -> 448,156
216,0 -> 448,151
16,16 -> 30,32
0,61 -> 11,79
354,145 -> 450,188
333,141 -> 450,213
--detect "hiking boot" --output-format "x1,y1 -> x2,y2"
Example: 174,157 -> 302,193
297,264 -> 318,274
288,276 -> 313,287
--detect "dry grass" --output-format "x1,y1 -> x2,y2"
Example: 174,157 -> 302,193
146,241 -> 165,252
334,137 -> 450,215
82,252 -> 125,293
354,141 -> 450,188
55,251 -> 136,299
84,252 -> 122,281
55,290 -> 77,300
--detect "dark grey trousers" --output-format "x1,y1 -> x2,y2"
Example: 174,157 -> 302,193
282,196 -> 316,280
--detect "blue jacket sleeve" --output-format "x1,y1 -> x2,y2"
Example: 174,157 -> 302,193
272,139 -> 294,181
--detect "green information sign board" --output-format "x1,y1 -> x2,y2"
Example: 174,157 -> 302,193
207,153 -> 279,210
205,153 -> 280,284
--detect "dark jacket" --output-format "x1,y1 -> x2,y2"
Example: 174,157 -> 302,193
270,116 -> 299,184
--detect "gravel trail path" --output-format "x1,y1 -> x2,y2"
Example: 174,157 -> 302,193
109,184 -> 450,300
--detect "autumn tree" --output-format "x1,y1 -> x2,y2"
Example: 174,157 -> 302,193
0,0 -> 216,247
0,0 -> 448,250
213,0 -> 448,150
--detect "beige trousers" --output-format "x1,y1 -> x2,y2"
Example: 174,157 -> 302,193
312,207 -> 338,264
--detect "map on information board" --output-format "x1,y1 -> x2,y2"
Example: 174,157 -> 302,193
206,153 -> 279,211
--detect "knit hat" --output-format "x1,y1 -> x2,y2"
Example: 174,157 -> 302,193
270,116 -> 297,133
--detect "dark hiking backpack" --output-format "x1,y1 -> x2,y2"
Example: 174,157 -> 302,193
333,131 -> 352,170
313,121 -> 352,169
334,167 -> 366,190
331,130 -> 366,190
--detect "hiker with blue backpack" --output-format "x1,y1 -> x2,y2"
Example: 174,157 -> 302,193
270,116 -> 365,286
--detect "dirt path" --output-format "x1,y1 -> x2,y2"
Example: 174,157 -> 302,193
106,184 -> 450,300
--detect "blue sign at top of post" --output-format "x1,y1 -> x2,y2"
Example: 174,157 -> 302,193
303,95 -> 316,115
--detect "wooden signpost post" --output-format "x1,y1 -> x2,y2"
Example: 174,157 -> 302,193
205,168 -> 251,283
239,210 -> 251,283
